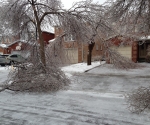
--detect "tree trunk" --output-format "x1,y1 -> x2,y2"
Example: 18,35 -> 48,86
32,3 -> 46,66
87,42 -> 95,65
87,52 -> 92,65
37,25 -> 46,66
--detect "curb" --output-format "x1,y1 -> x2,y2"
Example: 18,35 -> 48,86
84,61 -> 106,72
84,65 -> 101,72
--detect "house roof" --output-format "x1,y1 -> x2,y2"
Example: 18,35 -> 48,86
0,40 -> 37,49
41,24 -> 54,33
7,40 -> 27,47
140,36 -> 150,40
42,31 -> 54,35
0,44 -> 8,48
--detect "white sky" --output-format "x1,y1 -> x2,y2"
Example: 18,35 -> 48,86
61,0 -> 107,9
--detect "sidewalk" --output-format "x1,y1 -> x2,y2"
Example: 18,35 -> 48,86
61,61 -> 105,73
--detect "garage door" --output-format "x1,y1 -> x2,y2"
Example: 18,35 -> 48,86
64,48 -> 78,64
116,46 -> 132,59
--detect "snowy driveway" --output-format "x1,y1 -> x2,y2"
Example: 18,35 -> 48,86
0,63 -> 150,125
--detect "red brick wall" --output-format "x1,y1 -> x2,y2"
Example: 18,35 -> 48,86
54,26 -> 104,63
0,47 -> 11,54
62,41 -> 103,63
132,41 -> 138,62
0,47 -> 4,54
81,41 -> 103,62
5,42 -> 28,54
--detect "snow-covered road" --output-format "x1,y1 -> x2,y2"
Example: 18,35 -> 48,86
0,90 -> 150,125
0,63 -> 150,125
0,67 -> 10,84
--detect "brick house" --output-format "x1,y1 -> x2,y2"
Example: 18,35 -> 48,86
54,26 -> 103,64
54,27 -> 150,63
0,40 -> 29,55
0,44 -> 9,54
106,35 -> 138,63
0,31 -> 55,55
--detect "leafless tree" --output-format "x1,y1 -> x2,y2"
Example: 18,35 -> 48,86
109,0 -> 150,113
0,0 -> 138,92
109,0 -> 150,36
0,2 -> 13,42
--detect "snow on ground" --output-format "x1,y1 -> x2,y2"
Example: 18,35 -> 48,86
0,88 -> 150,125
61,61 -> 105,73
61,61 -> 105,78
0,66 -> 11,85
0,62 -> 150,124
88,63 -> 150,76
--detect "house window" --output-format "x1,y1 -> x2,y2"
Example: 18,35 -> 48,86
64,34 -> 75,42
10,55 -> 17,57
100,45 -> 103,51
96,45 -> 99,51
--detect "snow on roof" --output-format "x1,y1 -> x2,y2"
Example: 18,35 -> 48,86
140,36 -> 150,40
41,25 -> 54,34
7,40 -> 27,47
42,31 -> 54,35
0,44 -> 8,48
48,38 -> 55,43
7,40 -> 37,47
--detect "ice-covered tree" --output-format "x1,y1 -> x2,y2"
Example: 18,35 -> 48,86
109,0 -> 150,36
0,0 -> 137,92
109,0 -> 150,113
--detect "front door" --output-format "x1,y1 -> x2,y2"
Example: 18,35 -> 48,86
138,41 -> 150,62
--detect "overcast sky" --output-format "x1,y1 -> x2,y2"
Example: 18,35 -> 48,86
61,0 -> 107,9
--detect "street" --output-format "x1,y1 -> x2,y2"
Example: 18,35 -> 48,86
0,64 -> 150,125
0,89 -> 150,125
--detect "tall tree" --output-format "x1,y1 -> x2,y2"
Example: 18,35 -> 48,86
1,0 -> 137,92
3,0 -> 116,66
5,0 -> 64,66
110,0 -> 150,113
2,0 -> 115,92
110,0 -> 150,36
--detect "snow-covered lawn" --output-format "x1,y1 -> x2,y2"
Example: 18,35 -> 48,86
0,62 -> 150,125
88,63 -> 150,76
61,61 -> 105,73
